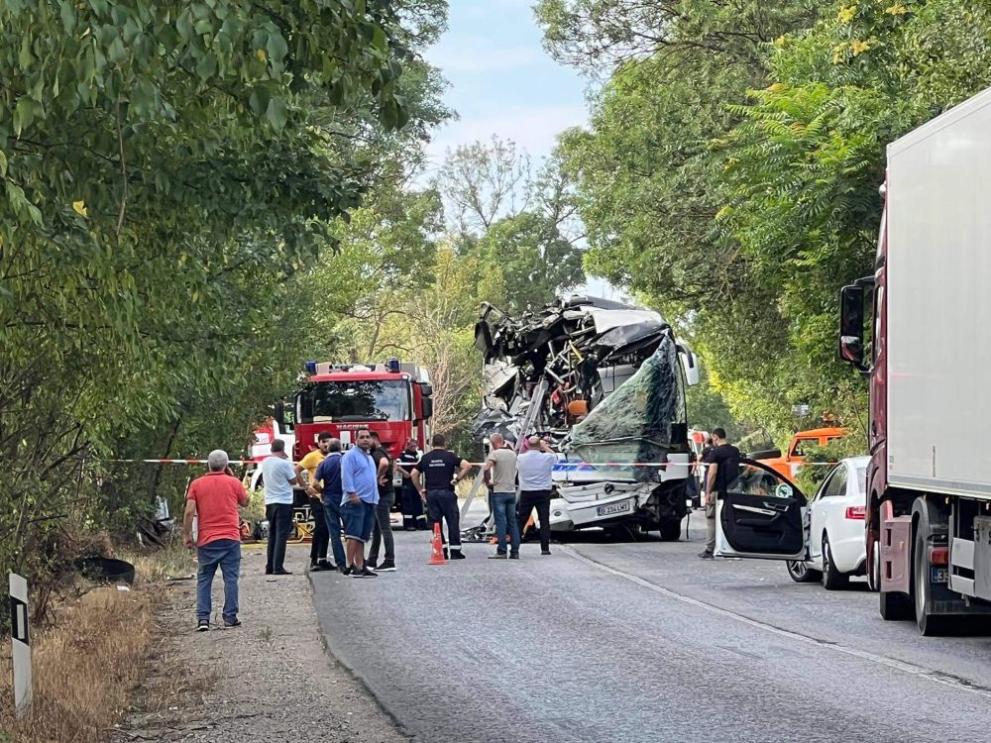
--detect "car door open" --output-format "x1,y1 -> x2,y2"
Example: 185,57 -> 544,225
715,460 -> 807,560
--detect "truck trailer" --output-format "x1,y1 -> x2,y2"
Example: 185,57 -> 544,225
839,85 -> 991,634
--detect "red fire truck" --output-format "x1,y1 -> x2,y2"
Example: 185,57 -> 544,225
274,359 -> 434,462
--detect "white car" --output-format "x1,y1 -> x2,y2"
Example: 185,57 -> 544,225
785,456 -> 869,590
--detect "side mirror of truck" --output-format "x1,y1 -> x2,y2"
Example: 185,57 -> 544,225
421,395 -> 433,420
420,382 -> 433,398
839,283 -> 870,373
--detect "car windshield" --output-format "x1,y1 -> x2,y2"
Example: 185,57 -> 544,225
301,380 -> 410,421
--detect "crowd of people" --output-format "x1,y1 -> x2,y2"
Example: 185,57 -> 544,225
183,426 -> 741,630
182,429 -> 562,630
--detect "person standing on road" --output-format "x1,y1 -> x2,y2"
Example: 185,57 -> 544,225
484,433 -> 520,560
314,439 -> 350,574
297,432 -> 334,572
412,433 -> 471,560
397,439 -> 426,531
368,432 -> 397,572
341,429 -> 379,578
183,450 -> 249,631
262,438 -> 299,575
516,435 -> 557,556
699,427 -> 741,560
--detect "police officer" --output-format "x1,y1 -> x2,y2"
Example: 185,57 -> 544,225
397,439 -> 426,531
412,433 -> 471,559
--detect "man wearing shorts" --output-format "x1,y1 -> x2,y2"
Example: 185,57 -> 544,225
341,429 -> 379,579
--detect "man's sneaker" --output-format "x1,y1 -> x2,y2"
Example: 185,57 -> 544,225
377,560 -> 397,572
223,618 -> 241,629
196,619 -> 209,632
449,551 -> 466,560
541,550 -> 552,556
360,566 -> 378,577
339,565 -> 352,576
350,570 -> 368,579
488,553 -> 508,560
509,553 -> 520,560
366,560 -> 378,571
698,551 -> 714,560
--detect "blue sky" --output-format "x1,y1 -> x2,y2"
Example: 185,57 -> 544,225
422,0 -> 589,168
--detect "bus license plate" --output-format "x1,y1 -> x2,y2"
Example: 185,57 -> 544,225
930,567 -> 948,584
597,501 -> 631,517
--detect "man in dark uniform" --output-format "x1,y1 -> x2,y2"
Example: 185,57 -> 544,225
367,432 -> 397,572
412,433 -> 471,559
396,439 -> 426,530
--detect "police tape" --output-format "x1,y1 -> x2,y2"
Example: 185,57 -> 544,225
105,458 -> 840,468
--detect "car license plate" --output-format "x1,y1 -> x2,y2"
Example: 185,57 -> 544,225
930,567 -> 948,584
597,501 -> 631,517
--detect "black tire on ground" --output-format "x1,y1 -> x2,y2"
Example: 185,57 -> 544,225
658,520 -> 681,542
879,588 -> 914,621
867,538 -> 880,593
821,535 -> 849,590
914,522 -> 954,636
786,560 -> 821,583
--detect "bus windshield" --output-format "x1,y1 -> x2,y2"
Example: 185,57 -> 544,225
300,380 -> 411,422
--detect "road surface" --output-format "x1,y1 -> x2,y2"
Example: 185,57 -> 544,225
311,518 -> 991,743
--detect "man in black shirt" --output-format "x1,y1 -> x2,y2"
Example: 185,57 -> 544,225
397,439 -> 427,531
412,433 -> 471,560
700,427 -> 741,559
368,432 -> 397,572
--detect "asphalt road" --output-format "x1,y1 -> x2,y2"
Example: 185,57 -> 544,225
311,516 -> 991,743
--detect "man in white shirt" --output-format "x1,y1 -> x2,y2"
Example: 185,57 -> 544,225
516,435 -> 557,556
261,438 -> 299,575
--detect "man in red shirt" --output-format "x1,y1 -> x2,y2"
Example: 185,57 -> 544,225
183,449 -> 250,631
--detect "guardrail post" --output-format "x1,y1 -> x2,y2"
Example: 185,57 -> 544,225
9,572 -> 32,719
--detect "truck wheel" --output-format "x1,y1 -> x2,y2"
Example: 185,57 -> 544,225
786,560 -> 820,583
879,589 -> 913,620
867,537 -> 880,593
658,520 -> 681,542
821,535 -> 849,590
913,524 -> 953,636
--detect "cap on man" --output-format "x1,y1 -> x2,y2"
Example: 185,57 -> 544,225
184,449 -> 249,631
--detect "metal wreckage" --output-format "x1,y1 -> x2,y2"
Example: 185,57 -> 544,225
473,296 -> 701,540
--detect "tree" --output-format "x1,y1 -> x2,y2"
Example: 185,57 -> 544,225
436,137 -> 585,311
0,0 -> 448,593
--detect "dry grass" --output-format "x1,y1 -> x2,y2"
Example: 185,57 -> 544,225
0,587 -> 154,743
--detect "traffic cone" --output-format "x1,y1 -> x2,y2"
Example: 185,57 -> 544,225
428,523 -> 447,566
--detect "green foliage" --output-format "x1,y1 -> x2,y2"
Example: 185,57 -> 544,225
0,0 -> 448,589
544,0 -> 991,442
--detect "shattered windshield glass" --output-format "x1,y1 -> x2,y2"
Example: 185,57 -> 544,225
567,335 -> 687,472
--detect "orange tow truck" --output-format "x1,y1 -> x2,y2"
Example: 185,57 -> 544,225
754,427 -> 847,480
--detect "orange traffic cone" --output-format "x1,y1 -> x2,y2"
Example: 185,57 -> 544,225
428,523 -> 447,566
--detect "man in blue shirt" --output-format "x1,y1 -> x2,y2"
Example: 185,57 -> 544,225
261,439 -> 299,575
341,429 -> 379,578
314,439 -> 349,574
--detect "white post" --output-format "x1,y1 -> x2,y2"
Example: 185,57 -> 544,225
9,572 -> 32,719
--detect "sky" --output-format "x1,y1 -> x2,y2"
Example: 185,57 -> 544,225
422,0 -> 588,169
423,1 -> 626,301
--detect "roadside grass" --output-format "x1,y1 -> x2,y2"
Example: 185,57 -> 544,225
0,587 -> 154,742
0,539 -> 198,742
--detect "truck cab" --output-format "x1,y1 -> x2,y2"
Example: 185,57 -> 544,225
754,427 -> 847,480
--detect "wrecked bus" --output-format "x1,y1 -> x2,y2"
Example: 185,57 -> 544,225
474,296 -> 700,540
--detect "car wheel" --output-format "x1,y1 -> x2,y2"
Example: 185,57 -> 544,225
821,535 -> 849,590
786,560 -> 820,583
